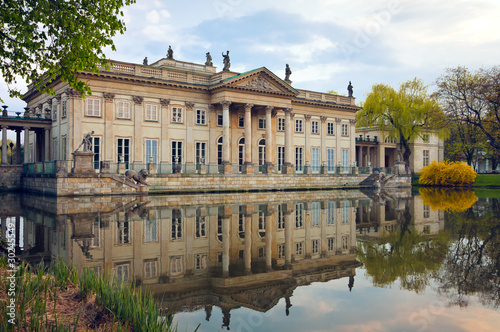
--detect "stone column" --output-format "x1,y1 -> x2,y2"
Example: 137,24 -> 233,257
244,104 -> 253,174
185,102 -> 195,165
221,101 -> 232,173
283,109 -> 294,174
244,205 -> 253,275
44,128 -> 50,161
133,96 -> 144,164
265,206 -> 274,271
24,127 -> 30,163
304,114 -> 311,166
284,204 -> 293,268
222,213 -> 231,278
321,116 -> 327,165
160,99 -> 170,164
358,146 -> 363,167
103,93 -> 115,163
16,129 -> 21,164
1,126 -> 7,164
265,106 -> 274,173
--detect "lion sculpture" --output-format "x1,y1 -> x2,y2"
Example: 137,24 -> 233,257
124,169 -> 149,185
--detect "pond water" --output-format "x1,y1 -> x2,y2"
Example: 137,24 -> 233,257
1,188 -> 499,331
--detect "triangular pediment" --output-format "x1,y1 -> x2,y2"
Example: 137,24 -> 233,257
214,67 -> 298,96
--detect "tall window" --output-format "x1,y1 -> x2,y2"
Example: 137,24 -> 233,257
423,205 -> 430,218
278,146 -> 285,171
195,142 -> 206,165
144,260 -> 158,278
311,147 -> 320,173
90,218 -> 101,248
171,107 -> 183,123
86,98 -> 100,117
195,213 -> 206,238
61,136 -> 67,160
342,200 -> 350,223
423,150 -> 430,167
327,122 -> 335,135
117,220 -> 130,244
170,256 -> 183,275
92,137 -> 100,170
145,139 -> 158,164
328,201 -> 335,225
217,112 -> 223,126
145,212 -> 157,242
342,149 -> 349,172
422,134 -> 430,143
312,239 -> 319,254
311,121 -> 319,134
62,100 -> 67,118
258,139 -> 266,172
341,123 -> 349,136
238,138 -> 245,172
277,204 -> 285,230
296,242 -> 303,255
195,254 -> 207,270
258,207 -> 266,237
258,116 -> 266,129
295,119 -> 303,133
342,236 -> 349,250
278,118 -> 285,131
295,147 -> 303,172
172,141 -> 183,164
196,109 -> 206,125
295,203 -> 304,228
117,138 -> 130,168
117,101 -> 130,119
217,215 -> 223,242
145,104 -> 158,121
327,148 -> 335,172
311,202 -> 320,226
327,238 -> 335,251
238,114 -> 244,128
238,206 -> 245,239
52,139 -> 58,160
116,263 -> 129,282
171,209 -> 182,240
217,137 -> 223,165
278,244 -> 285,259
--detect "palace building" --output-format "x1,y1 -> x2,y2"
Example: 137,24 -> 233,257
22,54 -> 360,174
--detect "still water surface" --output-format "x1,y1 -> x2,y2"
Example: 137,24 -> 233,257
1,188 -> 499,331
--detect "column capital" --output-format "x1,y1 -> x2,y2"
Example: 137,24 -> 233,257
1,125 -> 8,130
133,96 -> 143,105
244,103 -> 253,111
271,109 -> 277,117
284,108 -> 292,114
65,88 -> 81,99
160,98 -> 170,107
335,117 -> 342,123
320,116 -> 327,123
103,92 -> 115,102
23,126 -> 31,130
304,114 -> 311,121
220,100 -> 232,108
350,119 -> 357,125
185,101 -> 195,109
265,105 -> 273,113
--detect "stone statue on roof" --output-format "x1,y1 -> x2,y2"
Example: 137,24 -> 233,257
205,52 -> 213,66
167,45 -> 174,59
222,50 -> 230,71
143,57 -> 148,65
347,81 -> 353,97
285,64 -> 292,81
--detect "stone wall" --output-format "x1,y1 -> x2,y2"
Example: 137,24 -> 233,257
148,173 -> 368,194
0,166 -> 23,191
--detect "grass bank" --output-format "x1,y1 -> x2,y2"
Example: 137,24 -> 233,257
412,173 -> 500,188
0,257 -> 189,331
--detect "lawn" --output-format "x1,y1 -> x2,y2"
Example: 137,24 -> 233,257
472,174 -> 500,187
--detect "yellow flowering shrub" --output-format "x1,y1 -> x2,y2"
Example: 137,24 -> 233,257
419,160 -> 476,186
419,187 -> 477,212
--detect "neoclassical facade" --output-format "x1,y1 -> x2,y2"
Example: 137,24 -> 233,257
22,57 -> 360,173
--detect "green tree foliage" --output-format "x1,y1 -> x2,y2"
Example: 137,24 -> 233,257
436,66 -> 500,152
0,139 -> 17,164
445,118 -> 484,167
356,78 -> 446,168
0,0 -> 135,101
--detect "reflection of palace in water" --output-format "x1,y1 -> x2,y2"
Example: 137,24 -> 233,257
0,189 -> 444,329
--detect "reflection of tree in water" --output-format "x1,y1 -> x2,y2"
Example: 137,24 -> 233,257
435,197 -> 500,309
358,199 -> 451,293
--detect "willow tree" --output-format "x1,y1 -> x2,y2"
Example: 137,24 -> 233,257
357,78 -> 446,169
0,0 -> 135,102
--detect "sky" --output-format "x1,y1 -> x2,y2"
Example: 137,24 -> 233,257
1,0 -> 500,119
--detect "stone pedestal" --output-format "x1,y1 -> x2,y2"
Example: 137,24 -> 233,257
72,151 -> 95,174
282,163 -> 295,174
220,162 -> 232,174
242,163 -> 254,174
100,161 -> 111,173
353,167 -> 359,175
198,164 -> 207,175
147,162 -> 157,175
393,161 -> 406,175
265,163 -> 274,174
118,162 -> 126,175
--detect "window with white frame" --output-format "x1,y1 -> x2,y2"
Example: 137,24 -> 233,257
238,114 -> 244,128
312,239 -> 319,254
217,137 -> 223,165
342,149 -> 349,171
278,244 -> 285,259
171,107 -> 183,123
342,236 -> 349,250
217,112 -> 223,126
170,256 -> 183,275
327,238 -> 335,251
145,104 -> 158,121
86,98 -> 101,117
327,148 -> 335,172
195,214 -> 206,238
91,137 -> 100,170
312,147 -> 320,173
62,99 -> 67,118
117,220 -> 130,245
238,206 -> 245,239
61,136 -> 67,160
115,263 -> 129,282
278,118 -> 285,131
278,146 -> 285,171
117,101 -> 131,119
422,134 -> 430,143
328,201 -> 335,225
423,205 -> 430,218
52,106 -> 57,120
327,122 -> 335,135
144,214 -> 157,243
277,204 -> 285,229
196,142 -> 206,165
144,260 -> 158,278
295,147 -> 303,172
423,150 -> 430,167
196,109 -> 206,125
195,254 -> 207,270
295,119 -> 303,132
311,120 -> 319,134
53,138 -> 58,160
217,215 -> 223,242
341,123 -> 349,136
311,202 -> 320,226
90,219 -> 101,248
258,116 -> 266,129
172,141 -> 183,164
171,209 -> 182,240
145,139 -> 158,165
342,200 -> 350,223
295,203 -> 304,228
296,242 -> 303,255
